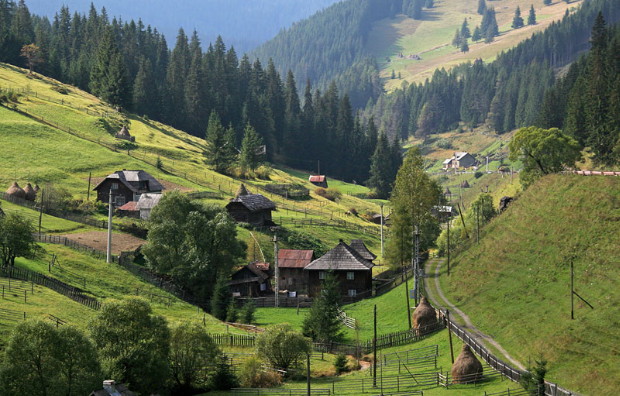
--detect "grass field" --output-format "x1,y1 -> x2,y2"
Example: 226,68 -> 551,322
437,174 -> 620,395
367,0 -> 583,90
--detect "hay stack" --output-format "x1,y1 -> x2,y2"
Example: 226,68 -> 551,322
461,180 -> 470,188
33,184 -> 40,193
412,296 -> 437,335
23,183 -> 36,201
6,182 -> 26,199
451,345 -> 483,384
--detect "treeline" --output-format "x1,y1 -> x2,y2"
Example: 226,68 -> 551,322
363,0 -> 620,148
0,0 -> 399,182
252,0 -> 424,108
537,15 -> 620,165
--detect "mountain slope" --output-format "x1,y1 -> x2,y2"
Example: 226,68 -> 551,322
439,174 -> 620,394
25,0 -> 343,54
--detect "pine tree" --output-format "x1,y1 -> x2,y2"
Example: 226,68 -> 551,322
477,0 -> 486,15
302,272 -> 342,343
239,123 -> 264,174
452,29 -> 462,48
461,18 -> 471,39
528,5 -> 537,25
89,27 -> 129,107
472,26 -> 482,41
461,39 -> 470,53
205,110 -> 237,173
512,6 -> 524,29
211,274 -> 231,321
132,57 -> 156,116
367,133 -> 392,199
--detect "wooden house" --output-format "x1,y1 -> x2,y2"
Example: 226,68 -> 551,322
225,184 -> 276,227
93,170 -> 163,207
304,240 -> 374,298
277,249 -> 314,293
228,262 -> 271,297
309,175 -> 328,188
443,152 -> 476,170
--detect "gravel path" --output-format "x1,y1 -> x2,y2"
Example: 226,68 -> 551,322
424,258 -> 525,370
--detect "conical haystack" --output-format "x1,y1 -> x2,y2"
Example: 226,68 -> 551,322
6,182 -> 26,199
33,184 -> 40,193
461,180 -> 470,188
23,183 -> 36,201
451,345 -> 483,384
235,184 -> 250,198
412,296 -> 437,335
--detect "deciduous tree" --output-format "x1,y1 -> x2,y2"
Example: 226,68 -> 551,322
0,212 -> 36,266
257,324 -> 311,372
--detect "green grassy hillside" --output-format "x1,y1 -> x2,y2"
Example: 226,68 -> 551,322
438,174 -> 620,394
371,0 -> 582,90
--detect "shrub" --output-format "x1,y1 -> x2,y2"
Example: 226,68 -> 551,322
255,165 -> 272,180
334,354 -> 349,375
50,85 -> 69,95
347,208 -> 358,216
226,300 -> 238,323
240,300 -> 256,324
474,171 -> 483,179
256,324 -> 311,372
209,358 -> 239,390
435,138 -> 453,149
239,357 -> 282,388
315,187 -> 341,201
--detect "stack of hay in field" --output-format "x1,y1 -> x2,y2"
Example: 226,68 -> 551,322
451,345 -> 483,384
6,182 -> 26,200
23,183 -> 36,201
412,296 -> 437,335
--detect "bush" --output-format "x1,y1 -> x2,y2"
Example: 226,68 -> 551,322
334,354 -> 349,375
239,357 -> 282,388
256,324 -> 311,372
255,165 -> 272,180
435,138 -> 453,149
209,358 -> 239,391
474,171 -> 483,179
347,208 -> 358,216
50,85 -> 69,95
240,300 -> 256,324
315,187 -> 342,201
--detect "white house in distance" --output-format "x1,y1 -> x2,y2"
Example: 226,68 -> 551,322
443,152 -> 476,170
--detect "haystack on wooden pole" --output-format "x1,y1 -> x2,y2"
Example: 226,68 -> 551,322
412,296 -> 437,335
451,344 -> 483,384
23,183 -> 36,201
6,182 -> 26,199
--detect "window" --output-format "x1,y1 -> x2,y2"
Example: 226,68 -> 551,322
346,272 -> 355,280
111,183 -> 119,190
114,196 -> 125,206
348,289 -> 357,297
319,271 -> 326,280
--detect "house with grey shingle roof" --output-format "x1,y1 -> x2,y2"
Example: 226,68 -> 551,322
225,184 -> 276,226
304,240 -> 374,298
94,170 -> 163,207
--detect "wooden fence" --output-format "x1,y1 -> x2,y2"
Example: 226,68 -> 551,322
0,265 -> 101,310
232,389 -> 331,395
35,234 -> 118,262
209,333 -> 257,347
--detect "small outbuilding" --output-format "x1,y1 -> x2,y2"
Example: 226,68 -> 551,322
93,170 -> 164,207
5,182 -> 26,200
451,345 -> 483,384
412,296 -> 437,335
90,379 -> 135,396
137,193 -> 162,220
229,262 -> 271,297
225,184 -> 276,227
309,175 -> 328,188
117,201 -> 140,218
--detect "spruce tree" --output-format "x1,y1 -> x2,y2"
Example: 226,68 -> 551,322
461,39 -> 470,53
132,57 -> 156,116
367,133 -> 392,199
512,6 -> 524,29
205,110 -> 236,173
477,0 -> 486,15
89,27 -> 129,107
472,26 -> 482,41
461,18 -> 471,39
239,123 -> 264,174
528,5 -> 537,25
302,272 -> 342,343
452,29 -> 462,48
211,274 -> 231,321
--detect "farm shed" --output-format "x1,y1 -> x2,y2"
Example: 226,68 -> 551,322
116,201 -> 139,218
304,240 -> 373,298
277,249 -> 314,293
225,184 -> 276,227
229,262 -> 271,297
309,175 -> 328,188
137,193 -> 162,219
93,170 -> 164,207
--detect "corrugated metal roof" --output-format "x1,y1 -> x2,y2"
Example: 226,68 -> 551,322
278,249 -> 314,268
304,241 -> 373,271
350,240 -> 377,261
226,193 -> 276,212
309,175 -> 326,182
137,193 -> 162,210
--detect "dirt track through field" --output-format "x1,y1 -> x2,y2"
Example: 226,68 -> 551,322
424,258 -> 525,370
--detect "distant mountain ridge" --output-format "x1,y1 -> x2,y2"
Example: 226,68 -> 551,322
24,0 -> 343,54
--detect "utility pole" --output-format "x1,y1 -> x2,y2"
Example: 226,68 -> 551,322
373,304 -> 377,387
273,234 -> 279,308
38,189 -> 44,236
380,204 -> 384,257
87,171 -> 92,201
486,156 -> 489,173
570,259 -> 574,320
106,189 -> 113,263
476,205 -> 480,244
447,213 -> 451,276
306,353 -> 311,396
414,225 -> 421,305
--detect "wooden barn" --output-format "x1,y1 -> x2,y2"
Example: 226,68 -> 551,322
228,262 -> 271,297
93,170 -> 163,207
304,240 -> 374,298
225,184 -> 276,227
309,175 -> 328,188
277,249 -> 314,293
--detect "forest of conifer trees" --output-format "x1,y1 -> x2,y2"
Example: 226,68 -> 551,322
0,0 -> 403,184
